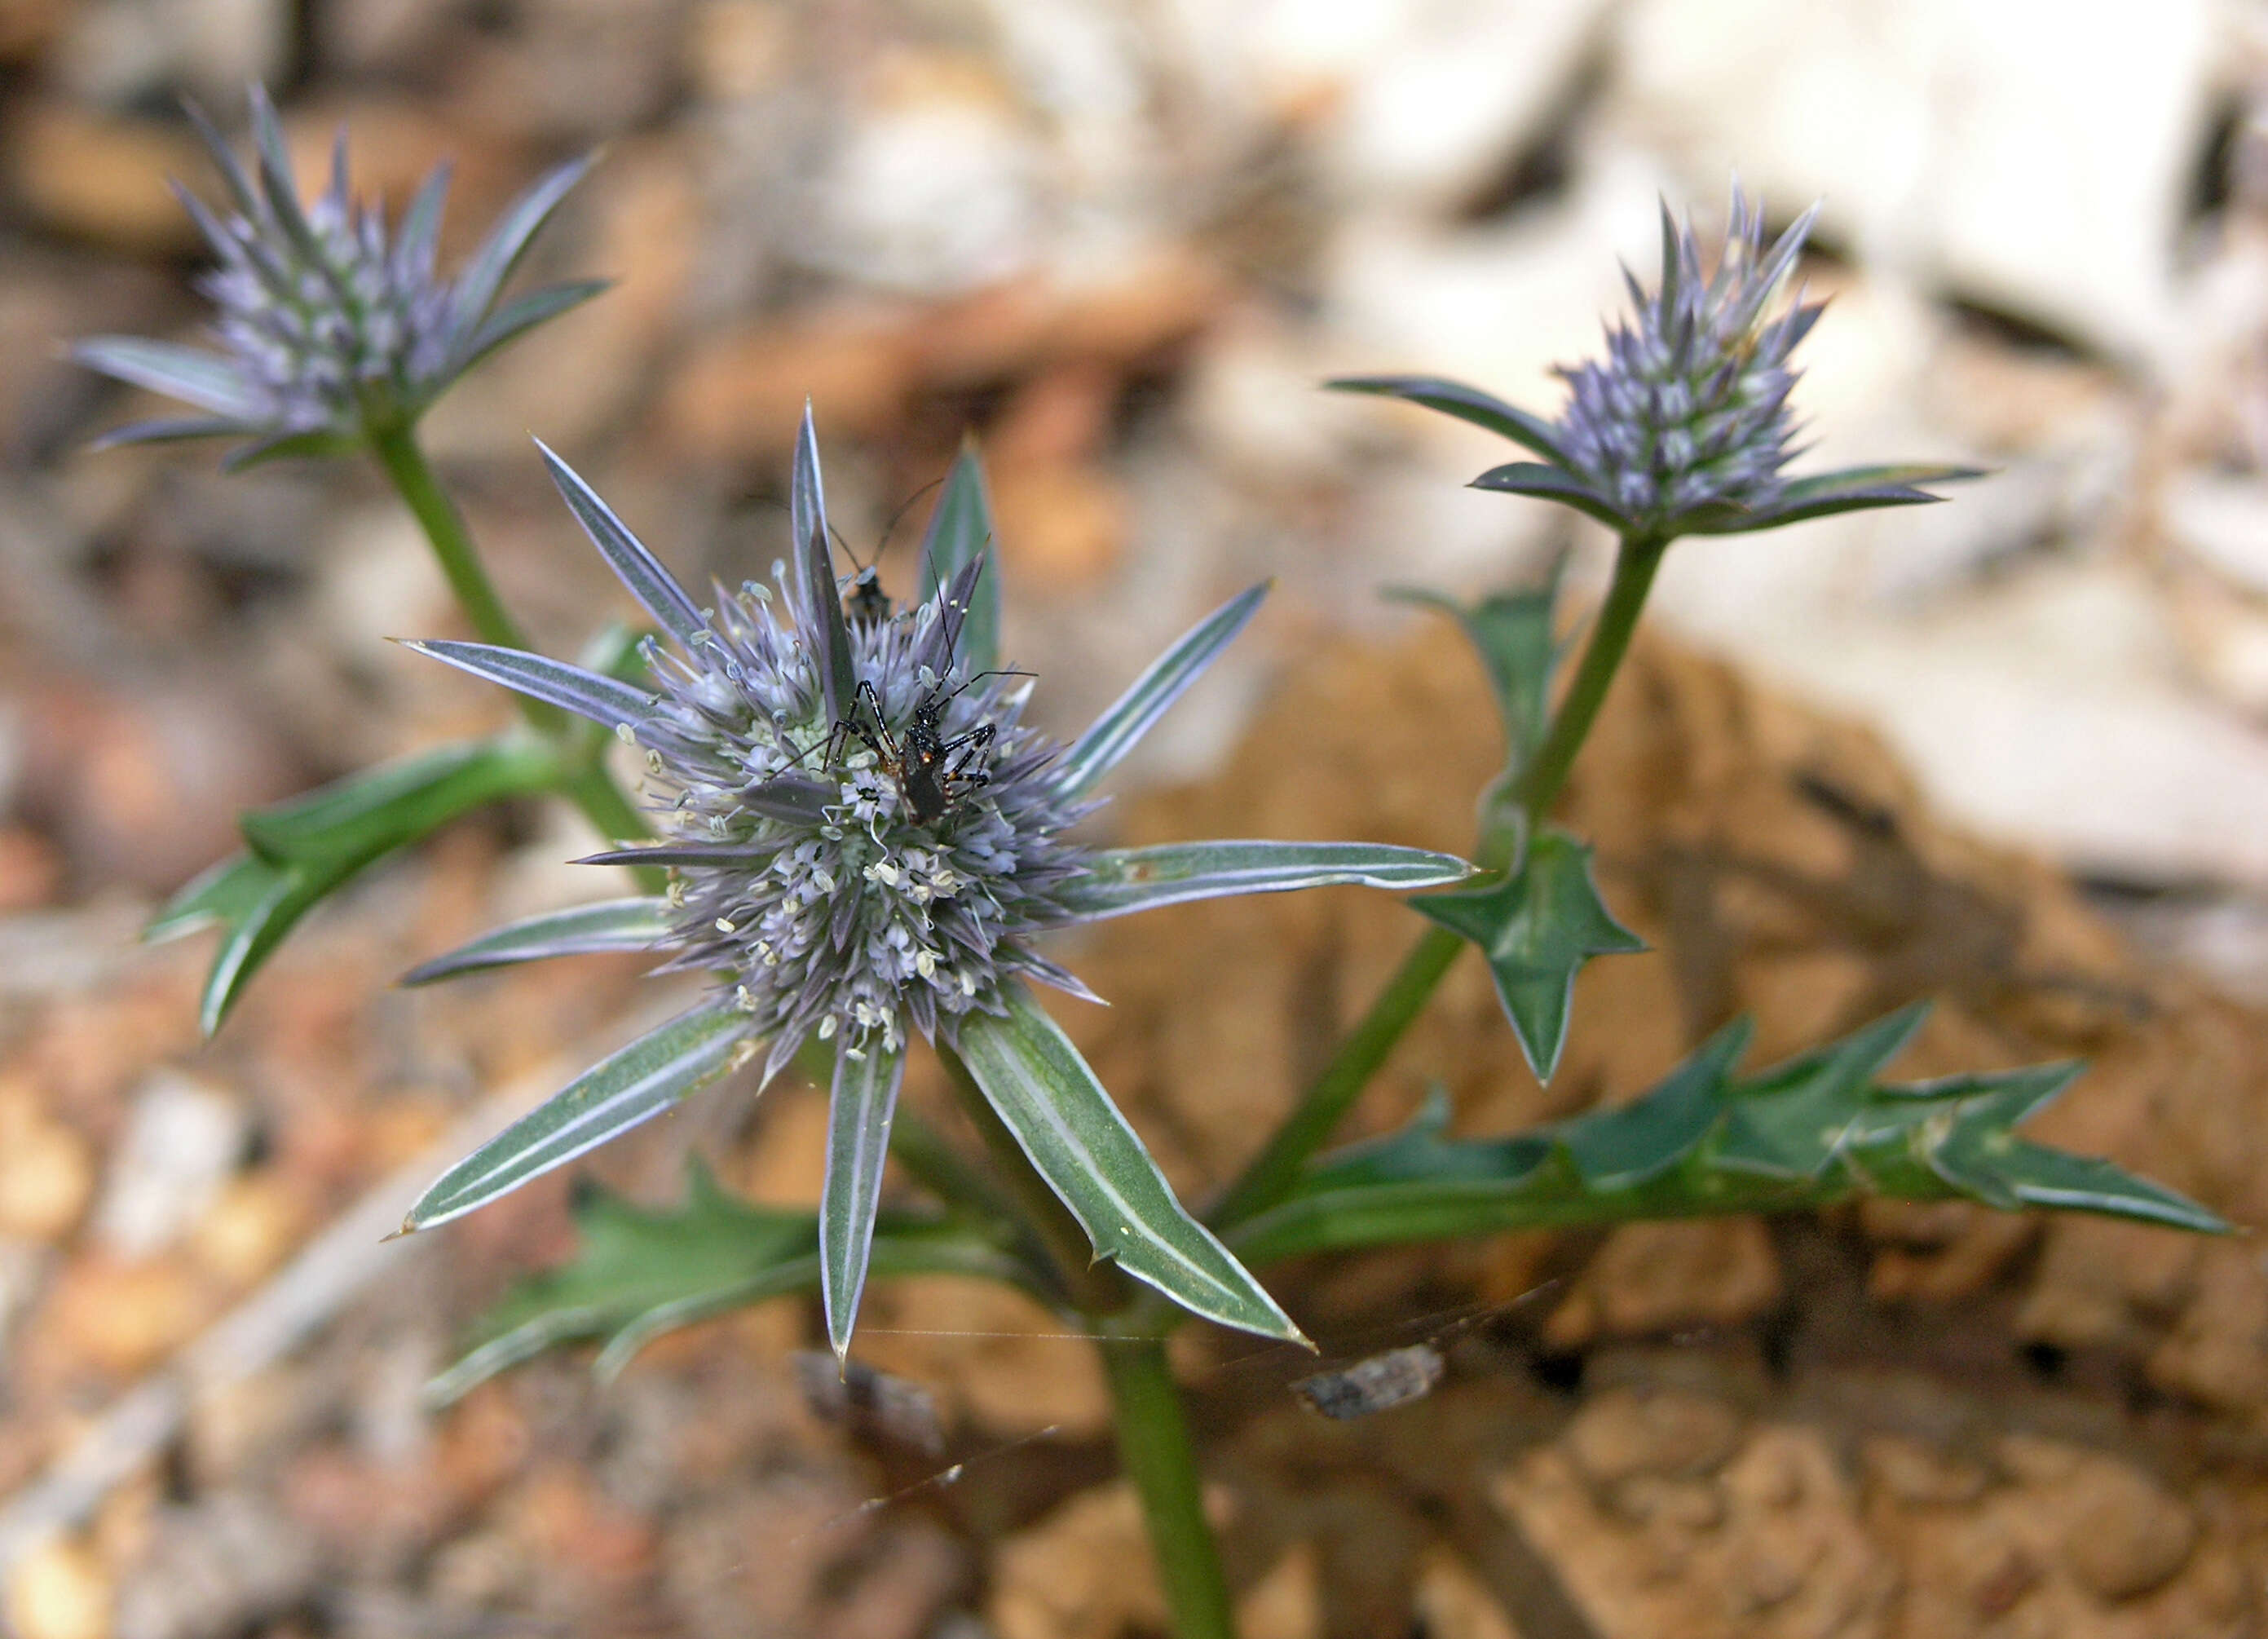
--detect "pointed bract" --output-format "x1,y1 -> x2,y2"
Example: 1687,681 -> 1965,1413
75,86 -> 602,462
1337,183 -> 1978,541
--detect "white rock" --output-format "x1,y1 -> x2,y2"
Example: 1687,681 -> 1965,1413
1665,557 -> 2268,888
1225,0 -> 1614,208
56,0 -> 288,107
1323,146 -> 1673,418
94,1072 -> 246,1261
1608,0 -> 2217,360
798,72 -> 1046,296
2164,472 -> 2268,599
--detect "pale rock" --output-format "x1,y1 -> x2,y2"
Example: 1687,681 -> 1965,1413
94,1071 -> 247,1261
0,1082 -> 95,1243
1411,1545 -> 1521,1639
1660,553 -> 2268,888
55,0 -> 286,107
1235,0 -> 1613,209
2164,471 -> 2268,599
5,1535 -> 110,1639
798,56 -> 1047,296
1609,0 -> 2216,359
2170,579 -> 2268,719
1324,147 -> 1673,429
311,507 -> 450,666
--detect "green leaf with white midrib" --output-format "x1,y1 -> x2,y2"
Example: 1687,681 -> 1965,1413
1055,585 -> 1269,799
954,985 -> 1304,1343
1053,840 -> 1473,921
821,1039 -> 907,1358
1227,1008 -> 2228,1265
401,998 -> 750,1234
401,896 -> 673,985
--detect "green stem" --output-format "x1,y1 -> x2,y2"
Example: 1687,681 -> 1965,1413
367,418 -> 658,878
1209,922 -> 1464,1228
1507,532 -> 1666,824
937,1043 -> 1131,1316
367,420 -> 547,691
1100,1334 -> 1238,1639
1211,532 -> 1669,1229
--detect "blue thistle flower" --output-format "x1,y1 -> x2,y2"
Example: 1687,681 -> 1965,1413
1334,184 -> 1980,538
1551,188 -> 1816,531
392,410 -> 1474,1354
73,86 -> 603,469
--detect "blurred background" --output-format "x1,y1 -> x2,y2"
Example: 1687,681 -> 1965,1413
2,1 -> 2267,1637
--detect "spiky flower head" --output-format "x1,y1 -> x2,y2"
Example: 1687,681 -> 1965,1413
623,522 -> 1096,1085
1551,186 -> 1816,532
1331,183 -> 1979,538
397,411 -> 1472,1354
75,86 -> 603,468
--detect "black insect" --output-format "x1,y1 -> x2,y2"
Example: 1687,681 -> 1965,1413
822,555 -> 1025,825
831,476 -> 944,627
828,525 -> 894,625
838,666 -> 1027,826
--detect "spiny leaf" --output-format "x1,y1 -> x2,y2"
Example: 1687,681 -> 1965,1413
1388,575 -> 1562,856
401,640 -> 656,730
1229,1007 -> 2227,1265
1468,462 -> 1633,531
821,1039 -> 907,1358
1053,839 -> 1472,921
536,440 -> 708,651
401,896 -> 672,986
1326,375 -> 1569,465
399,998 -> 752,1235
446,152 -> 598,355
457,280 -> 610,373
1055,584 -> 1269,800
1386,581 -> 1560,775
953,985 -> 1306,1343
430,1164 -> 1031,1404
73,338 -> 261,419
790,405 -> 858,724
1692,463 -> 1985,534
1412,831 -> 1644,1082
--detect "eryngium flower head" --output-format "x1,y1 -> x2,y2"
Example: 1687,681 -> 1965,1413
74,86 -> 602,468
1330,183 -> 1980,537
627,547 -> 1094,1080
1551,185 -> 1816,532
397,411 -> 1472,1352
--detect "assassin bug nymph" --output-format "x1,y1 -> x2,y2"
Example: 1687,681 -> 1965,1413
833,664 -> 1033,828
776,552 -> 1028,828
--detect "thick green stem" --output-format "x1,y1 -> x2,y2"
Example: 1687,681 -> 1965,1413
1211,532 -> 1670,1229
1209,922 -> 1464,1228
1101,1334 -> 1238,1639
937,1043 -> 1131,1316
368,418 -> 657,879
367,420 -> 547,691
1506,532 -> 1666,824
